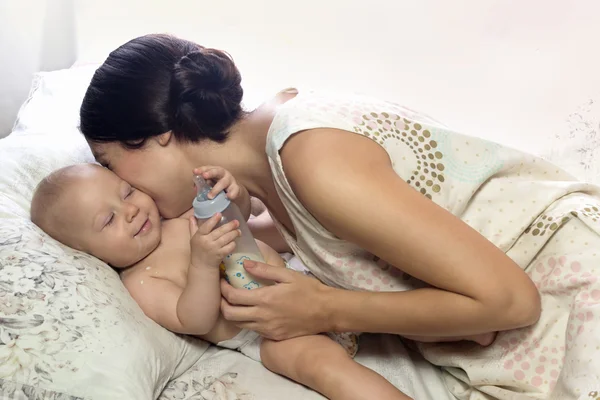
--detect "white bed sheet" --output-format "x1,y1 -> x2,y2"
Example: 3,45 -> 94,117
159,335 -> 454,400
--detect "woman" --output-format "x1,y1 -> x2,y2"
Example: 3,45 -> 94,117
80,34 -> 600,399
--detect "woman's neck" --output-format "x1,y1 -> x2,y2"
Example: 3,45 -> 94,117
225,106 -> 275,199
192,90 -> 297,202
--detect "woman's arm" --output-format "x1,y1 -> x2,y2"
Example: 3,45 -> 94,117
276,127 -> 541,336
220,128 -> 541,339
249,210 -> 291,253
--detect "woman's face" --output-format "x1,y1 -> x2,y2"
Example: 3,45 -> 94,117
90,136 -> 197,219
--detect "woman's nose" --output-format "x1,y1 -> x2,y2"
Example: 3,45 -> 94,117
125,203 -> 140,222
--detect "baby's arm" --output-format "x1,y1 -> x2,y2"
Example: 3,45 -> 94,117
124,215 -> 238,336
125,267 -> 219,335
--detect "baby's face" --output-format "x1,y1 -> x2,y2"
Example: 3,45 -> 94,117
63,165 -> 162,267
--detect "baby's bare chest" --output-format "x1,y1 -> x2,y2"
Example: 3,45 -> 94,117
128,219 -> 191,287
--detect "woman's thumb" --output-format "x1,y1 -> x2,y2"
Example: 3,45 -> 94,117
243,260 -> 294,283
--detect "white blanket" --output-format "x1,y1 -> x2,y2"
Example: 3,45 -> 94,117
159,335 -> 454,400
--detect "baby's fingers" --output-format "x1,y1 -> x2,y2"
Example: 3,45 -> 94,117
193,166 -> 218,176
225,184 -> 240,200
197,213 -> 222,235
220,241 -> 237,257
200,167 -> 223,181
215,229 -> 241,250
209,176 -> 233,199
189,216 -> 199,237
210,219 -> 239,240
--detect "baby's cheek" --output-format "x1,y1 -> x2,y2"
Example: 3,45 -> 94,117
131,236 -> 150,264
107,236 -> 139,268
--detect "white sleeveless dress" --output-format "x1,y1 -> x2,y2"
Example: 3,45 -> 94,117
265,89 -> 600,400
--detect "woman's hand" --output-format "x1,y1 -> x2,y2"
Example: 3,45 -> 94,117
220,261 -> 336,340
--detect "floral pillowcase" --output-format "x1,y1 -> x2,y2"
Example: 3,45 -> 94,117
0,69 -> 208,399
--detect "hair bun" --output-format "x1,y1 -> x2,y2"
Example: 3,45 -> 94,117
170,48 -> 243,142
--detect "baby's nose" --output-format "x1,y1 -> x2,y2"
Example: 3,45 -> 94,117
125,203 -> 140,222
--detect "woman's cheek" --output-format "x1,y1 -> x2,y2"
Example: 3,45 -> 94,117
152,196 -> 172,219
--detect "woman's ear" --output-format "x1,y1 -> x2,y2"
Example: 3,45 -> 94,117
156,132 -> 173,147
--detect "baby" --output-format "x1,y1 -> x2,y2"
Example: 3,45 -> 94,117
30,163 -> 411,400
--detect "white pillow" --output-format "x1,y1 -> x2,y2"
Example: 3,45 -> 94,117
0,66 -> 208,399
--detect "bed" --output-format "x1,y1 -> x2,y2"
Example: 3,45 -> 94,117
0,65 -> 598,400
0,66 -> 456,400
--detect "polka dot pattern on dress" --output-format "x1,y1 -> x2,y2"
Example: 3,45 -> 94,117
354,112 -> 445,200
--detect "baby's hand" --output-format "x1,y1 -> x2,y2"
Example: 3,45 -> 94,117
193,166 -> 246,202
189,213 -> 241,269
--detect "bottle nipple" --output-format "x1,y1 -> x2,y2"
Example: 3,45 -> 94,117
193,175 -> 212,201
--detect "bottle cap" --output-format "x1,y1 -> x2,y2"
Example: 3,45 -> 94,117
192,175 -> 231,219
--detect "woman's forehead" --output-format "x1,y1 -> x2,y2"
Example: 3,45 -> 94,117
90,142 -> 118,166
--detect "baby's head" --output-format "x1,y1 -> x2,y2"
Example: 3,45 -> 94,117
31,164 -> 162,268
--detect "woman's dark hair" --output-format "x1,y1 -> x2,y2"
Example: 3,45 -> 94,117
80,34 -> 244,148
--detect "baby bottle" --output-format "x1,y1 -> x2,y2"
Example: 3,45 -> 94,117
192,175 -> 272,290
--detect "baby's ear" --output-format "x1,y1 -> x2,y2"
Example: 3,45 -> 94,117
156,131 -> 173,147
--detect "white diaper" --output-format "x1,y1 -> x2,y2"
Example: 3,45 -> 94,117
217,329 -> 263,362
280,253 -> 311,274
217,254 -> 359,362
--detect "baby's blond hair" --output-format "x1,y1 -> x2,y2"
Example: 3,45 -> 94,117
31,164 -> 92,249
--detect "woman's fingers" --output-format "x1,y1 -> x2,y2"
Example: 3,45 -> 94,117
220,298 -> 258,322
220,279 -> 263,306
243,261 -> 297,283
220,273 -> 333,340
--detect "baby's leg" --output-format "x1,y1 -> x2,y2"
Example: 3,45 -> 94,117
404,332 -> 497,346
261,334 -> 412,400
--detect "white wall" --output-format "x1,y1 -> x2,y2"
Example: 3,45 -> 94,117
0,0 -> 76,137
73,0 -> 600,157
2,0 -> 599,180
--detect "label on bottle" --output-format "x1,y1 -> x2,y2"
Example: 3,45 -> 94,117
222,252 -> 270,290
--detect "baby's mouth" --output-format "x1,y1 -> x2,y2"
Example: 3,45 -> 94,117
135,218 -> 152,237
